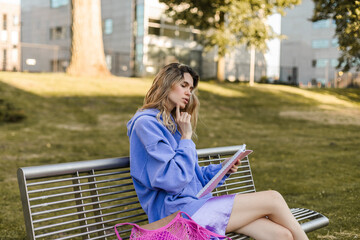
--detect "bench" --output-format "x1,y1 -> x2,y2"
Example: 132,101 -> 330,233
17,145 -> 329,240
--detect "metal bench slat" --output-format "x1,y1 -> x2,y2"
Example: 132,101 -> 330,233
30,189 -> 132,209
28,176 -> 131,194
297,213 -> 321,222
31,194 -> 138,216
293,209 -> 314,218
213,185 -> 256,195
26,170 -> 130,187
29,183 -> 133,201
33,203 -> 142,224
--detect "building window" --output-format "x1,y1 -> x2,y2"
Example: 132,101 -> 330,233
12,15 -> 19,26
11,31 -> 18,44
50,26 -> 67,40
136,4 -> 144,37
312,59 -> 317,67
12,48 -> 18,63
312,39 -> 329,48
178,30 -> 191,40
163,28 -> 177,38
331,59 -> 339,67
103,19 -> 113,35
105,54 -> 112,70
315,59 -> 329,68
50,0 -> 69,8
2,14 -> 7,30
135,43 -> 144,73
2,49 -> 7,70
149,18 -> 161,24
148,26 -> 160,36
312,20 -> 330,29
147,17 -> 199,41
1,30 -> 7,42
331,38 -> 339,47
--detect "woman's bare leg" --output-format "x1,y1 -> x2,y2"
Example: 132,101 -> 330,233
226,190 -> 308,240
235,217 -> 293,240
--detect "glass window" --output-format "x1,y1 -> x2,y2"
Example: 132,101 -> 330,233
104,19 -> 113,35
312,20 -> 330,29
178,30 -> 191,40
12,48 -> 18,63
105,55 -> 112,70
149,18 -> 161,24
331,38 -> 339,47
312,59 -> 317,67
136,4 -> 144,37
163,28 -> 176,38
50,0 -> 69,8
148,26 -> 160,36
2,49 -> 7,70
13,15 -> 19,26
331,59 -> 339,67
316,59 -> 328,68
11,31 -> 18,44
3,14 -> 7,30
50,26 -> 67,40
312,39 -> 329,48
1,30 -> 7,42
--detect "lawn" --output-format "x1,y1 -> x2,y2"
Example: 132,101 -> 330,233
0,72 -> 359,239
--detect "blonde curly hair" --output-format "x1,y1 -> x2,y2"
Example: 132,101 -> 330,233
141,63 -> 200,134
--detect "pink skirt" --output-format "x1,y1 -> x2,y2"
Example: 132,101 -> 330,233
191,194 -> 236,238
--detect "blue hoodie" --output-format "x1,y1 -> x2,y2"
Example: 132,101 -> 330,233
127,108 -> 227,223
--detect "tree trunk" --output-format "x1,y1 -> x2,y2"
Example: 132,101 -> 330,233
217,56 -> 225,82
67,0 -> 110,77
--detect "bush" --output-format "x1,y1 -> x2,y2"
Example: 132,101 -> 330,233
0,99 -> 26,123
258,76 -> 269,84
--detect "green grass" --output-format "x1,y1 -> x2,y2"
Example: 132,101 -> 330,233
0,72 -> 359,239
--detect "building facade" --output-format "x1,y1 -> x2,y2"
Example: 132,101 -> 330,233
0,2 -> 21,71
21,0 -> 266,80
280,0 -> 345,87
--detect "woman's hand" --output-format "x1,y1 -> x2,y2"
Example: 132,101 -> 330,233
175,105 -> 192,139
222,159 -> 241,174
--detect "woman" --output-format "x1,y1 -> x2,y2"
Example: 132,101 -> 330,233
127,63 -> 308,240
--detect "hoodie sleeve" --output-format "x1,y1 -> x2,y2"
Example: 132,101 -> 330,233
134,116 -> 197,194
200,164 -> 229,187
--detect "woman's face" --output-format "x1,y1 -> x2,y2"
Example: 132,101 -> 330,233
168,72 -> 194,110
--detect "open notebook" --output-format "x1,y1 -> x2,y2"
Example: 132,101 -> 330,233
196,146 -> 253,198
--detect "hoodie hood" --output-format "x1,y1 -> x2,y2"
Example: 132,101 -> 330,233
127,108 -> 161,137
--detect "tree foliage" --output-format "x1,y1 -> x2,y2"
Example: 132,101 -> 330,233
159,0 -> 301,57
312,0 -> 360,72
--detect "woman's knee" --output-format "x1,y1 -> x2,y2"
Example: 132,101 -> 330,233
265,190 -> 287,208
274,227 -> 294,240
266,190 -> 284,200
